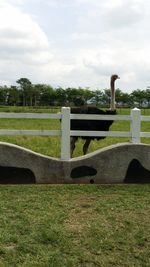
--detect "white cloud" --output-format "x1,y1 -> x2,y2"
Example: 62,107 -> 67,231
76,0 -> 144,34
105,1 -> 144,28
0,4 -> 50,54
0,2 -> 54,84
0,0 -> 150,91
42,0 -> 79,8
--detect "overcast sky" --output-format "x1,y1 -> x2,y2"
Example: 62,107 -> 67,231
0,0 -> 150,92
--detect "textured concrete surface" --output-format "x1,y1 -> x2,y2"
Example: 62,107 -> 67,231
0,142 -> 149,184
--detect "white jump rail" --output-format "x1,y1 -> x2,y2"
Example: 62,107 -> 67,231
0,107 -> 150,160
0,112 -> 62,137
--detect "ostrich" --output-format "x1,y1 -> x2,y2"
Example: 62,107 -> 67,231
70,74 -> 120,157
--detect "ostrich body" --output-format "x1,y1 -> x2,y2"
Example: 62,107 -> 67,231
70,74 -> 120,157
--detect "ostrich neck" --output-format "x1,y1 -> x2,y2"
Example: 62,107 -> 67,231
110,80 -> 116,110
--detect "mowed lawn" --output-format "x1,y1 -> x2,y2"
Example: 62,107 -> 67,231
0,185 -> 150,267
0,107 -> 149,266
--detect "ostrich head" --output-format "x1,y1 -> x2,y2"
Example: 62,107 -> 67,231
110,74 -> 120,111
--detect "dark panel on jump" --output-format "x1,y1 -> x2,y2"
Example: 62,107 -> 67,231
124,159 -> 150,183
0,166 -> 36,184
71,165 -> 97,179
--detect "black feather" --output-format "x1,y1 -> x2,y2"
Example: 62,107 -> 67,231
71,106 -> 116,140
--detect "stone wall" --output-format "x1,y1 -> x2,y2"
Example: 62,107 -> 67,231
0,142 -> 149,184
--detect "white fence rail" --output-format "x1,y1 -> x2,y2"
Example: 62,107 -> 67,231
0,107 -> 150,160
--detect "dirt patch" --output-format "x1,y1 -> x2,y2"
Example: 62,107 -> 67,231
64,196 -> 97,233
73,196 -> 97,208
3,244 -> 16,250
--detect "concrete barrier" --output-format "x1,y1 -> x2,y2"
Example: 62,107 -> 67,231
0,142 -> 149,184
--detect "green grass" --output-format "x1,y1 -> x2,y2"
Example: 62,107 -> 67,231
0,185 -> 149,267
0,107 -> 149,158
0,106 -> 60,113
0,118 -> 61,158
0,108 -> 149,266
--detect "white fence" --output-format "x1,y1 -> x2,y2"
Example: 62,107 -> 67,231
0,107 -> 150,160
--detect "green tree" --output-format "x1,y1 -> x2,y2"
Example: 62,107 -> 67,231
0,86 -> 8,105
65,87 -> 94,106
131,89 -> 146,107
55,87 -> 67,106
40,85 -> 55,106
78,88 -> 94,104
65,88 -> 80,105
145,89 -> 150,107
119,92 -> 131,107
32,84 -> 43,106
16,78 -> 32,106
92,90 -> 103,105
7,86 -> 20,106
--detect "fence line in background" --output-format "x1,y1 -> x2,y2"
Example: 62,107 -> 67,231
0,112 -> 61,119
0,107 -> 149,160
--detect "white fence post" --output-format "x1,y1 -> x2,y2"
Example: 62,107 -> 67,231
130,108 -> 141,143
61,107 -> 70,160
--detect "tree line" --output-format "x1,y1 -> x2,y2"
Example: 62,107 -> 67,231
0,78 -> 150,108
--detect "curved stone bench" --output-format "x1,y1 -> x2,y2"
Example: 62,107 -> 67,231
0,142 -> 149,184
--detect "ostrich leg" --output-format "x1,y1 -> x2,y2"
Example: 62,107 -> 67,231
70,137 -> 78,157
83,139 -> 91,155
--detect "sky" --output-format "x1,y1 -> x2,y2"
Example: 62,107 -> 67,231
0,0 -> 150,92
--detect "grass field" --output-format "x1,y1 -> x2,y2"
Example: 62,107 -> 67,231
0,106 -> 149,158
0,107 -> 149,266
0,185 -> 150,267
